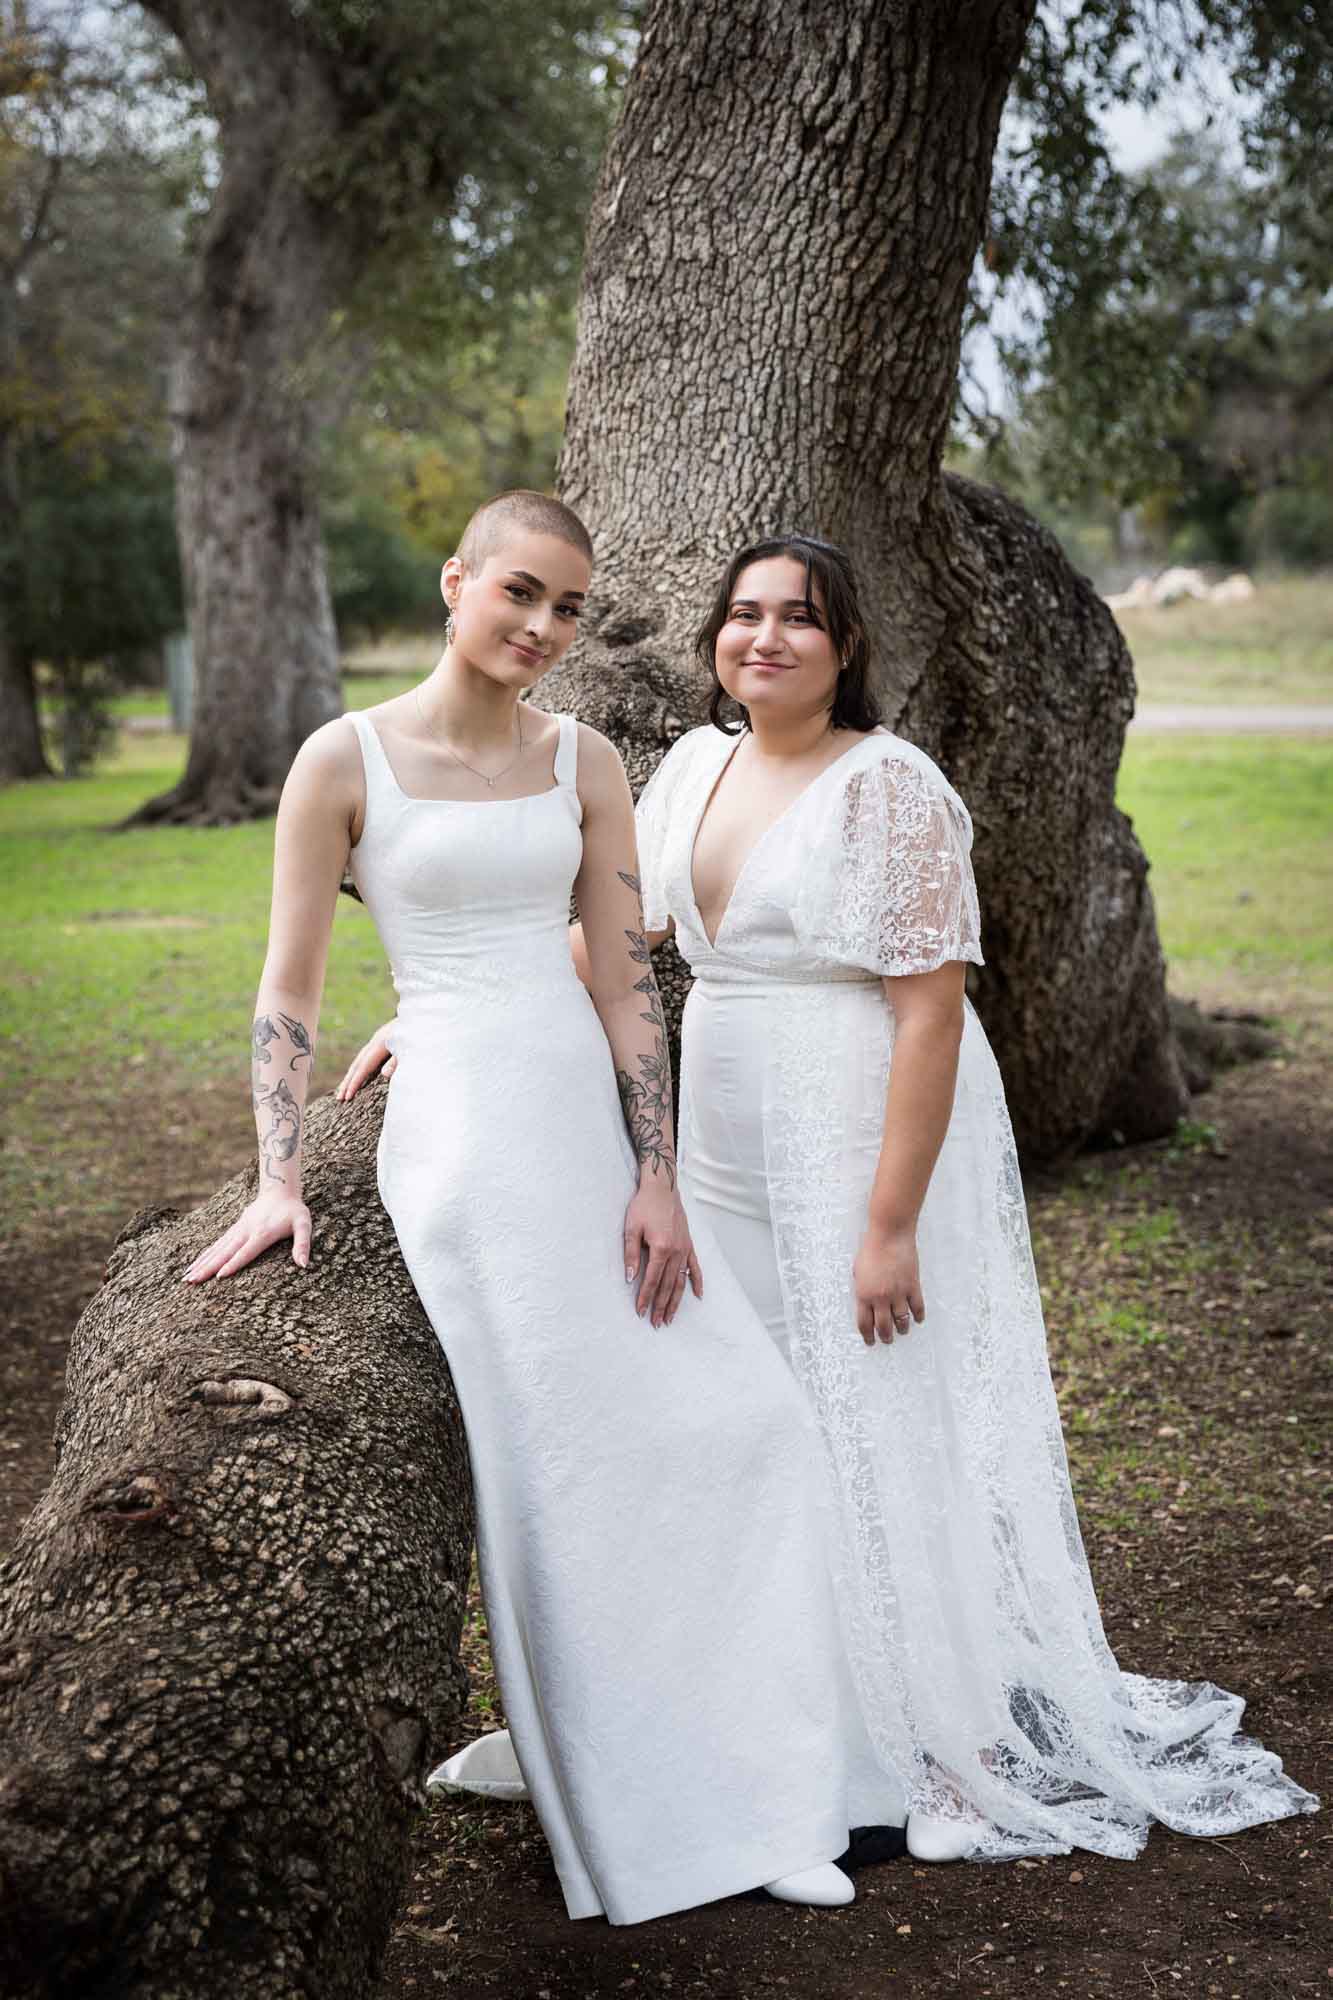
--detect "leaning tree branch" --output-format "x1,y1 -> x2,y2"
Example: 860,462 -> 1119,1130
0,1081 -> 473,2000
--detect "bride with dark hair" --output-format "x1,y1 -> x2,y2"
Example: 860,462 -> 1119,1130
345,528 -> 1318,1866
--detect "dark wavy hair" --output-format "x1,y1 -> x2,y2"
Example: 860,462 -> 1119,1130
695,533 -> 882,735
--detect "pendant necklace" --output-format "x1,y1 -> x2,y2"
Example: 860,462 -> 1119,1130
415,688 -> 524,789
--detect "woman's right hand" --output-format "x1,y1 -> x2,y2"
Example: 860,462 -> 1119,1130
336,1023 -> 397,1101
184,1192 -> 313,1282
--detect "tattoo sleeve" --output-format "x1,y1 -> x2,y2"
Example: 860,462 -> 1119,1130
611,873 -> 677,1188
251,1009 -> 315,1187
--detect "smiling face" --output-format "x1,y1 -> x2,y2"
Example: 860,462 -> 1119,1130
442,529 -> 591,690
712,556 -> 842,723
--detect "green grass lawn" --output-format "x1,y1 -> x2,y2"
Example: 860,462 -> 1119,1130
1116,571 -> 1333,706
1116,735 -> 1332,1009
0,736 -> 398,1096
4,724 -> 1326,1113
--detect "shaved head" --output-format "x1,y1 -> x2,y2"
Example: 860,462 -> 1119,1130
457,490 -> 593,572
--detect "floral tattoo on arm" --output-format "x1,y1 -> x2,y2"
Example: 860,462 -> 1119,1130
613,871 -> 677,1187
251,1012 -> 314,1183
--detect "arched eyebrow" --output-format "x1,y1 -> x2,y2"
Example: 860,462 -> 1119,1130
506,568 -> 586,601
729,596 -> 823,614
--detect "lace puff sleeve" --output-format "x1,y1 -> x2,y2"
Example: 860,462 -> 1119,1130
792,746 -> 984,977
632,731 -> 698,932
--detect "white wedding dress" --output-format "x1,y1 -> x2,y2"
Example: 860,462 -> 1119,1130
630,722 -> 1318,1859
347,712 -> 854,1925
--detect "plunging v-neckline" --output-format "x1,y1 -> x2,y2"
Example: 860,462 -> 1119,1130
686,729 -> 884,952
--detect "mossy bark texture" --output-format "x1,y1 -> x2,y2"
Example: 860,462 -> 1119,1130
0,1084 -> 472,1999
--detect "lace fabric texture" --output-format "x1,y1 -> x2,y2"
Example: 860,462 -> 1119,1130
644,723 -> 1319,1858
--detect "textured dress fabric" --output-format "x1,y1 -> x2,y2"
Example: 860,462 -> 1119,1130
635,721 -> 1319,1859
346,712 -> 854,1925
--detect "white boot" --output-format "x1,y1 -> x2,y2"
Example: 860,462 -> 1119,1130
764,1863 -> 855,1907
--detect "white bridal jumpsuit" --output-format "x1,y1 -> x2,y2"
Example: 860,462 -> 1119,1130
636,723 -> 1319,1858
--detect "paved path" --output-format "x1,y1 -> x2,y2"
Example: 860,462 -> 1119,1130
1130,704 -> 1333,735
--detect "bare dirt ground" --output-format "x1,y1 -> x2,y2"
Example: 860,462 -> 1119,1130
1,1028 -> 1328,2000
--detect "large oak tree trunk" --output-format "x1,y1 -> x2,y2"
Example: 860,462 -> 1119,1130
544,0 -> 1189,1160
0,1083 -> 473,1999
128,1 -> 349,827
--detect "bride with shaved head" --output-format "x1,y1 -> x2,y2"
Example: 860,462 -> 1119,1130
187,490 -> 875,1926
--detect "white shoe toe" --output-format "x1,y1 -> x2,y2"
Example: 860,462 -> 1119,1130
905,1812 -> 977,1863
764,1863 -> 855,1907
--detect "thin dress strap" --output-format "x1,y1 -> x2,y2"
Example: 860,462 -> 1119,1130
552,714 -> 578,788
349,709 -> 387,782
347,710 -> 405,826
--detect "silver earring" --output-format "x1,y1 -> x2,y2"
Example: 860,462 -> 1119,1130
444,604 -> 456,643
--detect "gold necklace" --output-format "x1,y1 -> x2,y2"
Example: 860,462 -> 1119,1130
414,688 -> 525,789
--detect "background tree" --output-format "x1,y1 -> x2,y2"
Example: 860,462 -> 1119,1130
545,0 -> 1119,1159
975,2 -> 1333,557
22,451 -> 182,770
540,0 -> 1327,1161
0,0 -> 192,780
128,0 -> 622,824
954,135 -> 1333,583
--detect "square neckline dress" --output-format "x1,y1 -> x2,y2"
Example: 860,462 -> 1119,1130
346,710 -> 855,1924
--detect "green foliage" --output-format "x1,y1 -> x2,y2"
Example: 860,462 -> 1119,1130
971,4 -> 1333,548
20,455 -> 182,670
1169,1117 -> 1221,1155
0,2 -> 197,772
1244,484 -> 1333,569
323,487 -> 438,640
22,456 -> 184,775
339,298 -> 577,575
45,662 -> 121,777
979,127 -> 1333,571
238,0 -> 631,355
996,1 -> 1333,349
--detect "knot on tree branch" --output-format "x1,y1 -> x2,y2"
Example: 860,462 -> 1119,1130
187,1377 -> 295,1421
369,1705 -> 429,1790
82,1471 -> 174,1528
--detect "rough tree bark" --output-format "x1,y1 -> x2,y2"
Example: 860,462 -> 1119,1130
126,0 -> 354,826
543,0 -> 1190,1161
0,267 -> 53,782
0,629 -> 49,782
0,1082 -> 473,2000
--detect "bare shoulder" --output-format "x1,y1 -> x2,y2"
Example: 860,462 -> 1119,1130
572,720 -> 631,793
281,715 -> 365,820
